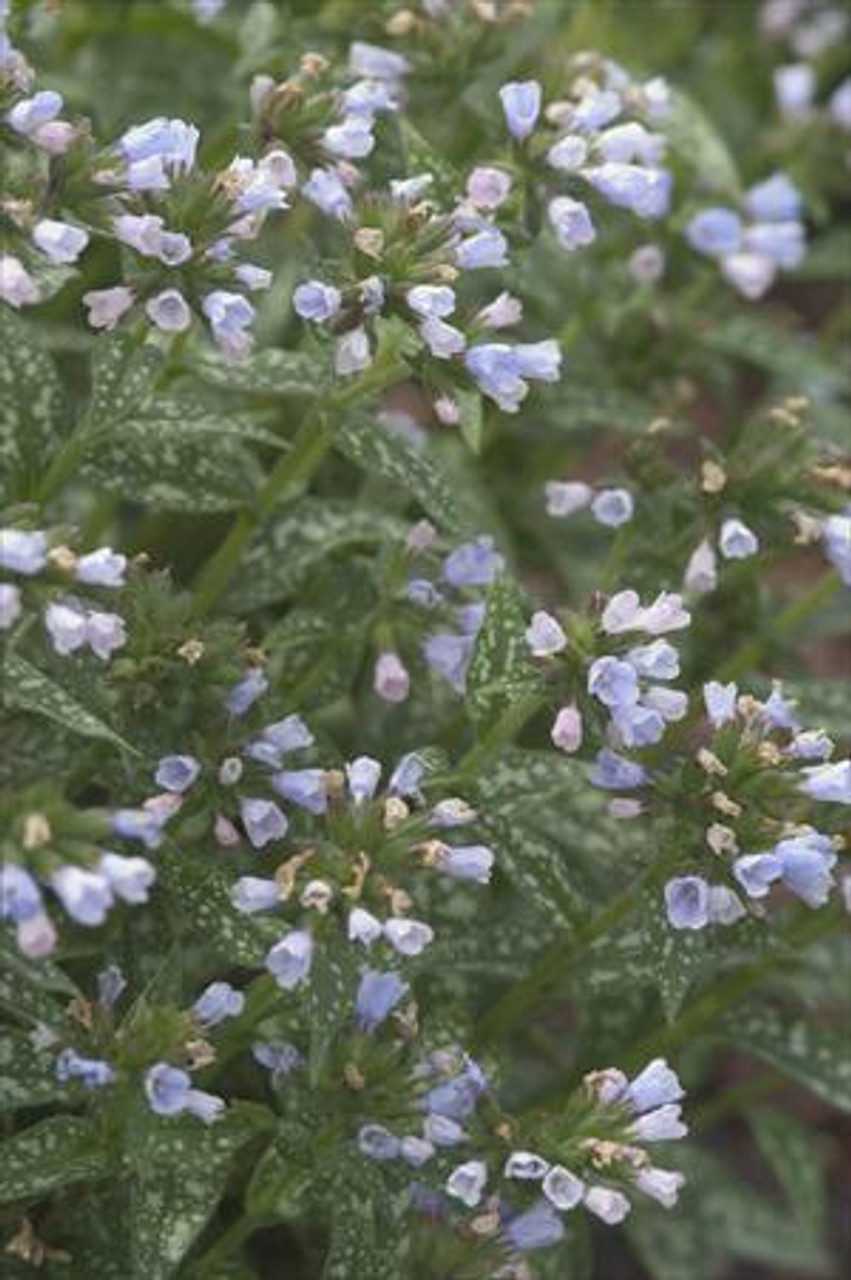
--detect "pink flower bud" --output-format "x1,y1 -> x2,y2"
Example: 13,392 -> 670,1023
551,705 -> 583,753
374,652 -> 410,704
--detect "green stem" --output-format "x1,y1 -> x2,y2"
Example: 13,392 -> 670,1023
714,568 -> 840,683
474,851 -> 672,1047
618,905 -> 841,1071
190,358 -> 410,619
185,1210 -> 260,1277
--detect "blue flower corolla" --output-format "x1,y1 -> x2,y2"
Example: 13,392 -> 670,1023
355,969 -> 408,1031
56,1049 -> 115,1089
499,80 -> 542,139
504,1199 -> 566,1251
590,749 -> 648,791
192,981 -> 245,1026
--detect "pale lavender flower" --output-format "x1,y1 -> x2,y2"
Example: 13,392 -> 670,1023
591,488 -> 634,527
266,930 -> 314,990
373,651 -> 410,703
355,969 -> 408,1030
545,480 -> 592,518
548,196 -> 596,250
155,755 -> 201,794
466,166 -> 512,209
145,289 -> 192,333
584,1187 -> 631,1224
719,518 -> 759,560
192,982 -> 245,1026
240,798 -> 288,848
665,876 -> 710,930
505,1200 -> 566,1249
51,866 -> 113,926
551,705 -> 583,753
499,80 -> 542,139
293,280 -> 342,322
0,583 -> 23,629
32,219 -> 89,264
0,254 -> 40,308
446,1159 -> 487,1208
526,610 -> 567,657
303,167 -> 353,220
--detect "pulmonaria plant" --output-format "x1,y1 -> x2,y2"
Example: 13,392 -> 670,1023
0,3 -> 847,1278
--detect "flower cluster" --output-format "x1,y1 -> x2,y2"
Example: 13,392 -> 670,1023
685,172 -> 806,299
231,750 -> 495,989
761,0 -> 851,129
47,969 -> 238,1124
0,796 -> 155,958
545,479 -> 635,529
497,56 -> 672,254
662,681 -> 849,929
1,528 -> 127,659
526,588 -> 691,760
362,1053 -> 688,1254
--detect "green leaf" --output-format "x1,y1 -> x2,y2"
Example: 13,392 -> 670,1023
466,575 -> 539,733
705,314 -> 849,394
0,309 -> 63,502
0,935 -> 77,1031
158,850 -> 279,966
245,1133 -> 314,1222
751,1107 -> 827,1238
121,399 -> 286,449
129,1104 -> 271,1280
485,814 -> 586,927
640,894 -> 708,1021
546,384 -> 672,435
663,88 -> 741,196
0,1026 -> 75,1112
474,748 -> 578,817
88,333 -> 164,429
779,678 -> 850,741
191,348 -> 328,397
0,1116 -> 106,1204
713,1002 -> 851,1113
84,428 -> 263,513
1,654 -> 136,752
337,413 -> 465,534
456,388 -> 484,454
307,943 -> 354,1083
320,1155 -> 409,1280
227,498 -> 406,611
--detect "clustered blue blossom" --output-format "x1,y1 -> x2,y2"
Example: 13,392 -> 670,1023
1,528 -> 127,659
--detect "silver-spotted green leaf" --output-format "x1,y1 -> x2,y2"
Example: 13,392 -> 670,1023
456,387 -> 484,454
484,813 -> 586,928
320,1155 -> 409,1280
751,1107 -> 827,1239
88,333 -> 164,429
663,88 -> 741,196
0,936 -> 77,1030
337,413 -> 465,534
0,1027 -> 75,1112
705,314 -> 849,394
129,1104 -> 271,1280
0,309 -> 64,502
191,348 -> 328,397
1,654 -> 136,751
713,1002 -> 851,1113
157,850 -> 279,966
245,1137 -> 314,1222
779,678 -> 849,741
474,748 -> 578,817
0,1116 -> 106,1204
83,428 -> 263,512
641,894 -> 708,1021
466,575 -> 540,733
227,498 -> 406,611
307,944 -> 355,1084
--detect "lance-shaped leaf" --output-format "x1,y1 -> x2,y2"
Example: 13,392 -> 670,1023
190,348 -> 328,397
337,412 -> 466,535
128,1103 -> 272,1280
88,332 -> 164,429
320,1155 -> 410,1280
466,575 -> 540,733
2,654 -> 136,752
0,1116 -> 106,1204
712,1002 -> 851,1114
157,849 -> 279,967
226,498 -> 406,612
0,1027 -> 76,1112
83,429 -> 263,512
0,309 -> 64,502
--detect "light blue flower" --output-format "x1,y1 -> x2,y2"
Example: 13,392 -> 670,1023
0,528 -> 48,575
293,280 -> 342,322
266,929 -> 314,990
455,227 -> 509,270
303,167 -> 353,220
273,768 -> 328,814
240,797 -> 288,848
346,756 -> 382,804
440,844 -> 494,883
355,969 -> 408,1031
584,163 -> 671,219
252,1041 -> 303,1083
591,488 -> 634,527
820,512 -> 851,585
745,172 -> 801,223
775,832 -> 837,907
499,80 -> 542,140
798,757 -> 844,798
588,656 -> 640,710
664,875 -> 710,929
443,536 -> 502,588
703,680 -> 738,727
623,1058 -> 684,1112
526,610 -> 567,657
231,876 -> 280,914
719,517 -> 759,560
192,981 -> 245,1026
590,749 -> 648,791
504,1199 -> 565,1251
627,640 -> 680,681
0,866 -> 43,921
424,632 -> 475,692
56,1049 -> 115,1089
446,1159 -> 488,1207
98,853 -> 155,904
685,208 -> 743,258
50,867 -> 113,926
358,1124 -> 401,1160
6,89 -> 63,135
733,853 -> 782,899
613,702 -> 667,747
155,754 -> 201,794
75,547 -> 126,588
548,196 -> 596,250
